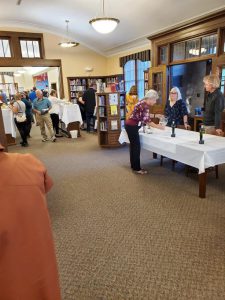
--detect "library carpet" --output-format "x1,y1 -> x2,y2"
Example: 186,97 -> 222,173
12,128 -> 225,300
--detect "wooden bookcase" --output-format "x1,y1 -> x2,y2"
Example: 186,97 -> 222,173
144,70 -> 149,95
96,91 -> 126,147
67,75 -> 124,102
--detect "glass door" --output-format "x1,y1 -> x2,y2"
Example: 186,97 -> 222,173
149,65 -> 167,113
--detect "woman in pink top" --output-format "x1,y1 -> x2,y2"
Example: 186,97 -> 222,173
125,89 -> 165,175
0,143 -> 61,300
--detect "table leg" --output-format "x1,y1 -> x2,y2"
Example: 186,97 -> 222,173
199,172 -> 206,198
194,118 -> 197,131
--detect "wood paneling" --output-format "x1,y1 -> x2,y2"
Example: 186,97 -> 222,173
148,10 -> 225,67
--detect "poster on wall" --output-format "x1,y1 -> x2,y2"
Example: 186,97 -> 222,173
33,72 -> 49,90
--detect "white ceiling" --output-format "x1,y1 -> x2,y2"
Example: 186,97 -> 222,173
1,0 -> 225,56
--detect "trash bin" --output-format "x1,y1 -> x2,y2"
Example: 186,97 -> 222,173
70,130 -> 78,139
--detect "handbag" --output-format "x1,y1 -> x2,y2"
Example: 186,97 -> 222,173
16,114 -> 27,122
15,102 -> 27,123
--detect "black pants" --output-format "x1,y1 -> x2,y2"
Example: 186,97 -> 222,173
26,115 -> 32,137
15,119 -> 28,144
86,111 -> 95,132
50,113 -> 60,134
125,124 -> 141,171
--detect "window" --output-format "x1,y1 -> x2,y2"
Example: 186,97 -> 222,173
124,60 -> 135,94
171,34 -> 217,62
186,39 -> 200,58
201,34 -> 217,56
124,60 -> 150,99
137,60 -> 150,99
20,39 -> 41,58
0,39 -> 11,57
159,46 -> 168,64
172,42 -> 185,61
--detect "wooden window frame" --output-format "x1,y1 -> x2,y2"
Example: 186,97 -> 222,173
0,37 -> 12,58
170,32 -> 217,64
19,38 -> 42,59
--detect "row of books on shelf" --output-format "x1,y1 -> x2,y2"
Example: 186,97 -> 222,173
98,106 -> 125,118
70,86 -> 86,92
70,79 -> 87,86
97,94 -> 125,106
99,120 -> 125,131
144,72 -> 149,81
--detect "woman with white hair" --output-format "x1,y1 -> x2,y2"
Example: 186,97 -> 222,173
125,89 -> 165,175
164,86 -> 189,128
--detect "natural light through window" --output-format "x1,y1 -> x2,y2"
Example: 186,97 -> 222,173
0,39 -> 11,57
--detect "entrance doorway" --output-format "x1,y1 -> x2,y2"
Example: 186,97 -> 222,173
0,66 -> 62,101
169,60 -> 212,117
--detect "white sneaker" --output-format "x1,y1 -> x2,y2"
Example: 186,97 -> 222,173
42,138 -> 48,142
51,136 -> 56,142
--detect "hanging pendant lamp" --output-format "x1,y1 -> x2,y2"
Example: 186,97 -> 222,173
89,0 -> 120,34
58,20 -> 79,48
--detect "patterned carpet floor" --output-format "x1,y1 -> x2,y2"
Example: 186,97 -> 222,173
11,127 -> 225,300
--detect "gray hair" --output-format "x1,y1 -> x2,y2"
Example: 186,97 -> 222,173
169,87 -> 182,101
144,89 -> 159,100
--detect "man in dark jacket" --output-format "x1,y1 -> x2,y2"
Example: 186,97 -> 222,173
82,83 -> 96,132
203,75 -> 224,135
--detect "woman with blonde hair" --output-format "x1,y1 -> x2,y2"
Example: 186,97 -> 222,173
126,85 -> 138,119
9,93 -> 28,147
164,87 -> 189,129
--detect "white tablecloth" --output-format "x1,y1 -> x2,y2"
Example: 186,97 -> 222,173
119,127 -> 225,174
2,108 -> 16,138
59,104 -> 83,127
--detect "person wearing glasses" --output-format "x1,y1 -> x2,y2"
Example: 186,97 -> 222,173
203,75 -> 224,135
164,87 -> 189,129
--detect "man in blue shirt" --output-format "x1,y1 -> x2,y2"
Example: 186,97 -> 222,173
29,87 -> 37,103
33,90 -> 56,142
0,90 -> 7,104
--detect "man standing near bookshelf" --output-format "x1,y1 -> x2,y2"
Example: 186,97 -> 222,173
82,83 -> 96,133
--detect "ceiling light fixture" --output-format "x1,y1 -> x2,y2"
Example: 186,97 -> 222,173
89,0 -> 120,34
14,73 -> 21,77
58,20 -> 79,48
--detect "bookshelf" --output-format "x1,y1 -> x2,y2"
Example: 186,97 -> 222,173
96,91 -> 126,147
67,75 -> 124,102
144,70 -> 149,95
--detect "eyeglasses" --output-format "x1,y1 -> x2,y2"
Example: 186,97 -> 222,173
170,92 -> 177,95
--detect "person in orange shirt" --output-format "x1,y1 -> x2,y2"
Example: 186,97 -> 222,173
0,143 -> 61,300
126,85 -> 139,119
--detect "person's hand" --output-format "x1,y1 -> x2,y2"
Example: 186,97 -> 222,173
184,123 -> 189,130
216,129 -> 223,136
37,111 -> 41,115
158,124 -> 165,130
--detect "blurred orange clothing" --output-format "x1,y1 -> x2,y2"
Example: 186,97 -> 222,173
0,150 -> 61,300
126,94 -> 138,119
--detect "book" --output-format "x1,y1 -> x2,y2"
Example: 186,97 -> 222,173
110,105 -> 118,116
111,120 -> 118,130
109,93 -> 118,105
